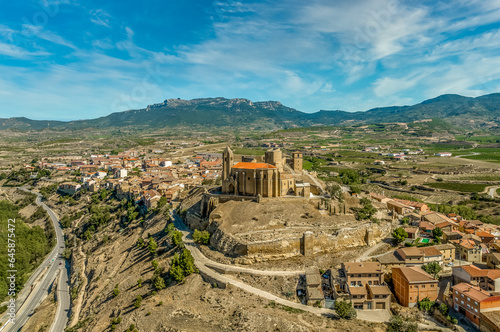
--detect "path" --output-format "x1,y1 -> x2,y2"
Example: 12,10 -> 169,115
486,186 -> 500,198
454,152 -> 480,158
171,213 -> 391,323
355,239 -> 391,262
0,188 -> 70,332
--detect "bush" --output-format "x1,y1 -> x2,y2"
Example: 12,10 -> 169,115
134,295 -> 142,308
112,284 -> 120,297
148,237 -> 158,256
417,297 -> 435,312
169,249 -> 196,282
439,303 -> 449,315
193,229 -> 210,244
171,231 -> 183,247
334,299 -> 356,319
392,227 -> 408,245
447,315 -> 458,324
388,315 -> 418,332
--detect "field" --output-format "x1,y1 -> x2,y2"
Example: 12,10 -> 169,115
424,182 -> 487,193
460,148 -> 500,163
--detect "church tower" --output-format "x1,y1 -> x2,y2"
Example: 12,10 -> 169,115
292,151 -> 303,172
223,146 -> 233,181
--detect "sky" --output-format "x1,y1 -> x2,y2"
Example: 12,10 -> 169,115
2,0 -> 500,120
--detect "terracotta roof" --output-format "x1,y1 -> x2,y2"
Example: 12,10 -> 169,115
393,266 -> 436,283
435,221 -> 452,228
343,262 -> 382,274
348,286 -> 368,295
433,244 -> 455,251
476,231 -> 494,238
232,162 -> 276,169
457,239 -> 479,249
368,285 -> 392,295
453,283 -> 491,302
421,246 -> 442,257
404,227 -> 418,233
419,221 -> 436,231
456,264 -> 489,277
387,200 -> 409,208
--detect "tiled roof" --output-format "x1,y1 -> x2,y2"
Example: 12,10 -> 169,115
232,162 -> 277,169
453,283 -> 491,302
368,285 -> 392,295
393,266 -> 436,283
343,262 -> 382,274
348,286 -> 368,295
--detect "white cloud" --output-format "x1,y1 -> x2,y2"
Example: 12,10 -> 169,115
90,9 -> 111,28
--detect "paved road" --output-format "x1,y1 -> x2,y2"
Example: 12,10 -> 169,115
171,213 -> 392,323
1,188 -> 70,332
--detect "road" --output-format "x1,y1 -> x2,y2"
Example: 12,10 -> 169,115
1,188 -> 70,332
170,213 -> 392,323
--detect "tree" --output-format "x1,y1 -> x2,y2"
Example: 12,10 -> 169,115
334,299 -> 356,319
157,196 -> 168,210
432,227 -> 443,239
134,295 -> 142,308
152,260 -> 159,271
153,274 -> 166,290
137,278 -> 142,288
172,231 -> 183,247
148,237 -> 158,256
165,223 -> 175,236
169,264 -> 185,282
421,262 -> 441,279
417,296 -> 435,312
326,182 -> 343,200
439,303 -> 449,315
112,284 -> 120,297
193,229 -> 210,244
392,227 -> 408,245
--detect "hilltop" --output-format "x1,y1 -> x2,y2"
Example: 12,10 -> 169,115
2,93 -> 500,131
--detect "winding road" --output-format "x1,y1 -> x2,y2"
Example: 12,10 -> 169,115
0,188 -> 70,332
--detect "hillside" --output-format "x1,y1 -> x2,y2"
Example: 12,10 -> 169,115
3,93 -> 500,131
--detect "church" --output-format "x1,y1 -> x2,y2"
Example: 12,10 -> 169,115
221,146 -> 307,197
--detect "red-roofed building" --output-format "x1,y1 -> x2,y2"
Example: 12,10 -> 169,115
452,283 -> 500,328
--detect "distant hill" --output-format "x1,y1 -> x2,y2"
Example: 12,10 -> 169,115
3,93 -> 500,131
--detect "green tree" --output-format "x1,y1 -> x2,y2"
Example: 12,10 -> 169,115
152,260 -> 159,271
439,303 -> 449,315
421,262 -> 441,279
148,237 -> 158,256
169,265 -> 185,282
137,278 -> 142,288
157,196 -> 168,210
326,182 -> 343,200
392,227 -> 408,245
134,295 -> 142,308
165,223 -> 175,236
153,274 -> 166,290
172,231 -> 183,247
334,299 -> 356,319
417,296 -> 435,312
432,227 -> 443,239
193,229 -> 210,244
112,284 -> 120,297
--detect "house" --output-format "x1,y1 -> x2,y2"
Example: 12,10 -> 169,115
419,221 -> 436,234
142,190 -> 161,209
452,238 -> 483,263
58,182 -> 81,195
443,230 -> 463,243
433,243 -> 456,262
476,230 -> 495,244
369,192 -> 390,204
396,246 -> 443,266
452,264 -> 500,292
459,220 -> 484,233
435,152 -> 452,157
405,227 -> 419,239
305,267 -> 323,305
336,262 -> 391,310
387,200 -> 414,215
392,266 -> 438,307
393,199 -> 430,213
452,283 -> 500,328
487,253 -> 500,269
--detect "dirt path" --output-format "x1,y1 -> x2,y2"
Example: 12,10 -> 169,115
171,213 -> 392,323
355,239 -> 391,262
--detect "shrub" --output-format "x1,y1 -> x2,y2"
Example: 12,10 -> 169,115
137,278 -> 142,288
392,227 -> 408,245
112,284 -> 120,297
417,297 -> 435,312
439,303 -> 449,315
134,295 -> 142,308
334,299 -> 356,319
193,229 -> 210,244
388,315 -> 418,332
148,237 -> 158,256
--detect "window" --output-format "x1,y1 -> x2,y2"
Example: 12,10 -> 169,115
461,294 -> 464,298
474,308 -> 478,313
467,297 -> 470,302
461,301 -> 464,305
410,286 -> 412,289
351,281 -> 355,286
475,301 -> 478,305
430,285 -> 434,288
467,304 -> 470,309
455,297 -> 458,301
368,274 -> 371,277
422,285 -> 425,288
359,274 -> 362,277
358,281 -> 362,286
368,281 -> 372,285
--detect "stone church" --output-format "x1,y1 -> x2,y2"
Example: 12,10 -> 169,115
221,146 -> 307,197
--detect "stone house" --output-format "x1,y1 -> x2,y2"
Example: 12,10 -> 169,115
487,252 -> 500,270
387,200 -> 414,215
452,265 -> 500,292
452,238 -> 483,263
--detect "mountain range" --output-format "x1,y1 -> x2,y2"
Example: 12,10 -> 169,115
3,93 -> 500,131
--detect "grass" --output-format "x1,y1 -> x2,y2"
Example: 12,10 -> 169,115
424,182 -> 487,193
451,174 -> 500,181
233,148 -> 265,156
497,188 -> 500,196
459,148 -> 500,163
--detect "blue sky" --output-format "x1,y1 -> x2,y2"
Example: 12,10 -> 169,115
2,0 -> 500,120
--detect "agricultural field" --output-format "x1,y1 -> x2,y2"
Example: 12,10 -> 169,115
424,182 -> 487,193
